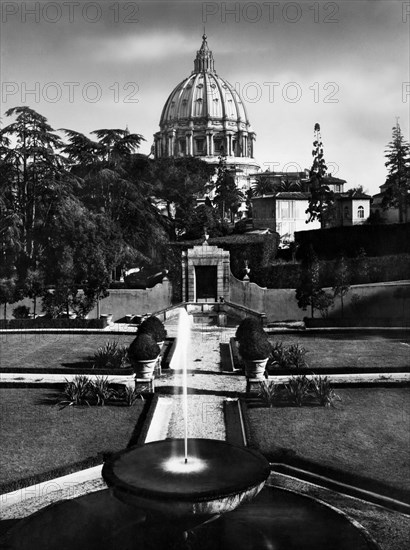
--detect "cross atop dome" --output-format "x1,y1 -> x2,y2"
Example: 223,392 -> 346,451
193,33 -> 215,73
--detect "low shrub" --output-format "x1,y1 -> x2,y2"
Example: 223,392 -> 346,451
239,330 -> 272,361
310,375 -> 340,407
128,334 -> 160,362
58,377 -> 144,408
137,316 -> 167,342
235,317 -> 265,344
93,341 -> 128,369
0,318 -> 105,329
12,305 -> 30,319
286,375 -> 311,406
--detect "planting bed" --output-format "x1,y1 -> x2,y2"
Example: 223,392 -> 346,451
246,387 -> 410,503
0,387 -> 146,493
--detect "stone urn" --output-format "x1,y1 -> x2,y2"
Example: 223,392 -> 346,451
244,358 -> 269,379
132,357 -> 159,379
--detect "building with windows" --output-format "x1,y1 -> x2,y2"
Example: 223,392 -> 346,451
252,192 -> 321,244
334,192 -> 372,226
252,188 -> 371,244
153,34 -> 260,195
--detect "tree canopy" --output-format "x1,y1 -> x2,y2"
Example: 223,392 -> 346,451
382,122 -> 410,222
0,106 -> 213,317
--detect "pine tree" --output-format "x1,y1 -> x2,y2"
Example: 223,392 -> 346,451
306,123 -> 334,228
382,122 -> 410,222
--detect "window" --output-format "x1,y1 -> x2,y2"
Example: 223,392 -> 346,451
195,139 -> 204,155
344,206 -> 349,219
357,205 -> 364,218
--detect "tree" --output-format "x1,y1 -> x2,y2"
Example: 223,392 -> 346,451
0,107 -> 69,263
306,123 -> 334,228
0,106 -> 80,312
146,157 -> 212,238
382,122 -> 410,222
296,246 -> 332,318
213,153 -> 243,221
63,127 -> 169,267
332,254 -> 350,317
184,203 -> 224,240
252,175 -> 276,196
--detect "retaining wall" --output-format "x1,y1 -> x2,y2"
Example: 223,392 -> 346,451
3,279 -> 173,322
229,275 -> 410,324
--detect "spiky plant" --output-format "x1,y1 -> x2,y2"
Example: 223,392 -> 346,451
93,341 -> 128,369
258,380 -> 278,408
286,344 -> 308,370
90,376 -> 116,406
270,342 -> 288,369
310,375 -> 340,407
59,375 -> 91,409
122,386 -> 145,406
286,375 -> 311,406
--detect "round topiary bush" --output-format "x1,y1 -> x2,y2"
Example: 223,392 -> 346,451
128,334 -> 160,362
238,330 -> 272,361
137,316 -> 167,343
235,317 -> 264,344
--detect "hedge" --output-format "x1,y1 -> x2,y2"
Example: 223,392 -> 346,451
254,254 -> 410,289
0,318 -> 105,330
295,222 -> 410,259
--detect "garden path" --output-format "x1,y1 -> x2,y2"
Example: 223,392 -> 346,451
156,324 -> 243,441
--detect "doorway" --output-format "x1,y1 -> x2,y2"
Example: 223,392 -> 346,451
195,266 -> 217,302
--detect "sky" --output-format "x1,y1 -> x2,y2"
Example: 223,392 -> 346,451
1,0 -> 409,195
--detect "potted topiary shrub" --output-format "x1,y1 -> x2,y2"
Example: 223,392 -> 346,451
128,333 -> 161,379
137,316 -> 167,346
235,317 -> 264,344
238,329 -> 272,379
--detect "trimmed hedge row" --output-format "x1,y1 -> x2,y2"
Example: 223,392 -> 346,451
295,222 -> 410,259
254,254 -> 410,288
0,318 -> 105,330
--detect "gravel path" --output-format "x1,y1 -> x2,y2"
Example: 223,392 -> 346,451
156,325 -> 242,441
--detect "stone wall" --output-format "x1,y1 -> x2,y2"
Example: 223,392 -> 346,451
229,274 -> 302,321
229,274 -> 410,324
88,279 -> 173,321
3,279 -> 173,322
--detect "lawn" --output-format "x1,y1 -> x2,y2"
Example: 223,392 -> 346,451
267,332 -> 410,371
246,387 -> 410,503
0,387 -> 146,491
0,333 -> 136,371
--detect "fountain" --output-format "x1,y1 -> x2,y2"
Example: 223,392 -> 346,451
102,308 -> 271,537
1,308 -> 379,549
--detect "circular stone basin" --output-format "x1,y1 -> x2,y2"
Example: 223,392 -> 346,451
102,439 -> 271,522
1,484 -> 379,550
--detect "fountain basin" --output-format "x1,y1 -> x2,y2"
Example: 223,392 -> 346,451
102,439 -> 271,523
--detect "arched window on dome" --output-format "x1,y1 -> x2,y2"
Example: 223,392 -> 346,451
357,205 -> 364,219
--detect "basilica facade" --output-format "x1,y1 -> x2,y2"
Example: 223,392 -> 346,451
153,34 -> 260,194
